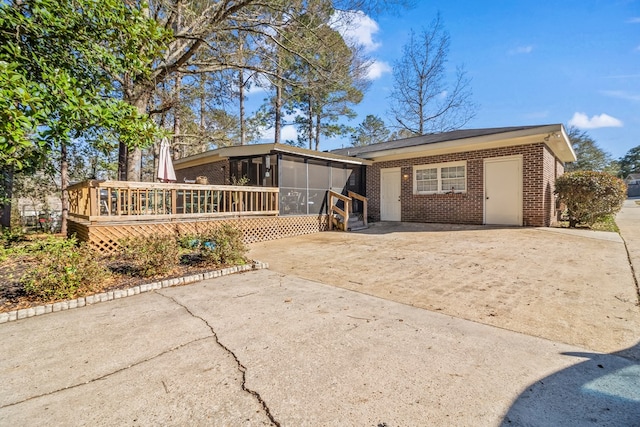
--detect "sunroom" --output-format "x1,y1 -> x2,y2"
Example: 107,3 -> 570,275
174,143 -> 369,216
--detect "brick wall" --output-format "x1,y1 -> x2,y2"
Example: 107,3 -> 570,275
366,143 -> 563,227
176,159 -> 230,185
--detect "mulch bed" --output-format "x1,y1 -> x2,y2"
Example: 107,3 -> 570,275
0,253 -> 229,313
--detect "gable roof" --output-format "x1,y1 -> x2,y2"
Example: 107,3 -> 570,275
331,124 -> 577,163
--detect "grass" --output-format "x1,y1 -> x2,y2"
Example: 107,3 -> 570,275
590,215 -> 619,233
557,214 -> 619,233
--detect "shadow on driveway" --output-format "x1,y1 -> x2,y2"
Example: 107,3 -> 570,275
502,341 -> 640,426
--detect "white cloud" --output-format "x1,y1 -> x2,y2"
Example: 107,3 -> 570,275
627,17 -> 640,23
568,112 -> 623,129
366,60 -> 391,80
600,90 -> 640,101
258,124 -> 298,143
508,45 -> 534,55
331,10 -> 381,52
281,125 -> 298,141
246,85 -> 266,96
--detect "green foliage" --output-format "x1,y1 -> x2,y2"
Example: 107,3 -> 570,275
351,115 -> 390,146
0,0 -> 168,173
555,171 -> 627,228
118,235 -> 180,277
565,126 -> 617,174
619,145 -> 640,178
21,239 -> 111,302
199,225 -> 247,267
282,19 -> 366,151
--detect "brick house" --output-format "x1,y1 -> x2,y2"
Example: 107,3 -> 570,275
332,124 -> 576,227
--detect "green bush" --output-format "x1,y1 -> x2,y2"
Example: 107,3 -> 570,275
21,241 -> 111,302
199,224 -> 247,266
118,234 -> 180,277
1,227 -> 25,247
555,171 -> 627,227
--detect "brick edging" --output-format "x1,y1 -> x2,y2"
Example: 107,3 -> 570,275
0,261 -> 269,324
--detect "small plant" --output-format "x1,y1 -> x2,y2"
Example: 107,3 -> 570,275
177,233 -> 200,249
199,224 -> 247,266
117,234 -> 180,277
230,175 -> 250,186
555,171 -> 626,228
21,241 -> 111,302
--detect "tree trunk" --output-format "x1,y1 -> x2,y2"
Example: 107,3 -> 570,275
239,67 -> 246,145
314,112 -> 321,151
117,143 -> 128,181
125,92 -> 151,181
274,82 -> 282,144
273,42 -> 282,144
173,73 -> 182,157
60,143 -> 69,236
199,75 -> 206,151
0,165 -> 14,229
307,98 -> 313,150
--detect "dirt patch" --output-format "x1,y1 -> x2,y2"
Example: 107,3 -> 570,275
249,222 -> 640,357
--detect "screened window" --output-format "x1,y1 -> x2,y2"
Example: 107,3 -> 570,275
414,161 -> 466,194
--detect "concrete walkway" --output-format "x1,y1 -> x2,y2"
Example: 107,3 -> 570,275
617,199 -> 640,293
1,205 -> 639,425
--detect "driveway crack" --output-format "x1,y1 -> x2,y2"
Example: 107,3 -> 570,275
619,233 -> 640,307
0,336 -> 211,409
159,292 -> 281,427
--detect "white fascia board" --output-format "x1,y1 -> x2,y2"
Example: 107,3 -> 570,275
359,124 -> 576,163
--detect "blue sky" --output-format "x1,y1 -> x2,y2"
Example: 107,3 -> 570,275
252,0 -> 639,159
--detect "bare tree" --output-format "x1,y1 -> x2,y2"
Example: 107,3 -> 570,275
388,13 -> 476,135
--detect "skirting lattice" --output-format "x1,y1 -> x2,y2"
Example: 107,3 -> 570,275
68,215 -> 329,253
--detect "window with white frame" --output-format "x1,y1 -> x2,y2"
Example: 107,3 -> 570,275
414,161 -> 467,194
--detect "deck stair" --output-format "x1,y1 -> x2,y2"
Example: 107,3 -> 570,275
328,190 -> 368,232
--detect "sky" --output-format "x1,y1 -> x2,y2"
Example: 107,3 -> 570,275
251,0 -> 639,159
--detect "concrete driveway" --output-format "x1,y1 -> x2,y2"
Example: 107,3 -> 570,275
250,218 -> 640,359
1,202 -> 639,425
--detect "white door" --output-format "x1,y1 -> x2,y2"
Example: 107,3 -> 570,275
484,157 -> 522,225
381,168 -> 401,221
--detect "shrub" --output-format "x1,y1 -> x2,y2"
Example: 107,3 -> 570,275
200,224 -> 247,266
21,241 -> 111,302
1,227 -> 25,247
555,171 -> 627,227
117,234 -> 180,277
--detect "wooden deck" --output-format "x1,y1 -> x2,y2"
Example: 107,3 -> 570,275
66,181 -> 367,252
68,180 -> 279,224
67,180 -> 331,253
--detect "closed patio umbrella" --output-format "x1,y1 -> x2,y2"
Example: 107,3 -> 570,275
157,138 -> 176,182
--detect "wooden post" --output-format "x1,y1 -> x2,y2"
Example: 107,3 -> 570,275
89,184 -> 98,217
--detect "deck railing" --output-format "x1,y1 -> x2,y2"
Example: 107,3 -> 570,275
68,180 -> 279,223
328,190 -> 368,231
